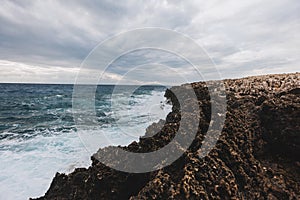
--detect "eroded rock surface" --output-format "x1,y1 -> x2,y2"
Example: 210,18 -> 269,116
34,73 -> 299,200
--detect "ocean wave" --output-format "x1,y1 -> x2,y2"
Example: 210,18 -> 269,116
0,84 -> 172,200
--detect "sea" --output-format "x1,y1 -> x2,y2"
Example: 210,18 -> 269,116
0,83 -> 171,200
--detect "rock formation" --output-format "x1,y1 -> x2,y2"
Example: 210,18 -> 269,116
33,73 -> 299,200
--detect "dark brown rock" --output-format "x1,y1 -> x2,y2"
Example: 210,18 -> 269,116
33,73 -> 300,200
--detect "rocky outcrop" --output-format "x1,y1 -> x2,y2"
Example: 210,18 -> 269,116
33,73 -> 299,200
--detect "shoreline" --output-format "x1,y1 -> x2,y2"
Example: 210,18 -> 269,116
33,72 -> 299,199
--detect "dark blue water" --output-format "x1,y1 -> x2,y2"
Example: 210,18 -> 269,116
0,84 -> 167,139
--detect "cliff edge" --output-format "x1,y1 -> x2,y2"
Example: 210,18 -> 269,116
34,73 -> 299,199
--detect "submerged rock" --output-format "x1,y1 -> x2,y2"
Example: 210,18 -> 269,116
33,73 -> 299,200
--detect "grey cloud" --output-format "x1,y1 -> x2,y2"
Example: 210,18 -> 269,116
0,0 -> 299,83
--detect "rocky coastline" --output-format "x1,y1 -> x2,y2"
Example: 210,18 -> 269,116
33,73 -> 299,199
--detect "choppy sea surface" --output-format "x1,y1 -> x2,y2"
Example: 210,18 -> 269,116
0,84 -> 171,200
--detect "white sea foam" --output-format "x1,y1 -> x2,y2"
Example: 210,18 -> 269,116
0,132 -> 90,200
0,90 -> 172,200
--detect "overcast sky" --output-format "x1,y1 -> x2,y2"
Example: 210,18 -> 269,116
0,0 -> 299,84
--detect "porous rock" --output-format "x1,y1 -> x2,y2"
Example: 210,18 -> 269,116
33,73 -> 299,200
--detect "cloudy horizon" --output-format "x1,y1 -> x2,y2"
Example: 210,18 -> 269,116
0,0 -> 299,84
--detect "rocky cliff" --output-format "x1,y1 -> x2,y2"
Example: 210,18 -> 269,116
34,73 -> 299,199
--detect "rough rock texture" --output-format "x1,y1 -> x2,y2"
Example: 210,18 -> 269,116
33,73 -> 299,200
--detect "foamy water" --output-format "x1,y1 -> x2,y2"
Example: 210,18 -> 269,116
0,84 -> 171,199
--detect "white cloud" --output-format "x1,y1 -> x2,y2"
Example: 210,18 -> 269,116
0,60 -> 78,83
